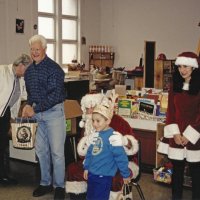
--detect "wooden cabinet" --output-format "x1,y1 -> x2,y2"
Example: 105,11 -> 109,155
154,60 -> 175,91
134,77 -> 143,90
89,52 -> 115,69
133,128 -> 156,171
133,123 -> 166,170
197,38 -> 200,56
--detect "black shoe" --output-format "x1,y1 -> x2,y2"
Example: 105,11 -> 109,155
33,185 -> 53,197
54,187 -> 65,200
0,177 -> 18,186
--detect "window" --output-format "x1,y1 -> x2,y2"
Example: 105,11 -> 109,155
37,0 -> 79,65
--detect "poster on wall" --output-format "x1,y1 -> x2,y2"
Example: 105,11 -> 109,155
16,19 -> 24,33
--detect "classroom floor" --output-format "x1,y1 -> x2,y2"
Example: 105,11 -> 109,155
0,158 -> 192,200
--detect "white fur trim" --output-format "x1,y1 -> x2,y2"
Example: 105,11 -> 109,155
164,124 -> 180,138
129,161 -> 139,179
65,181 -> 87,194
79,120 -> 85,128
109,191 -> 121,200
77,136 -> 89,157
124,135 -> 139,155
186,149 -> 200,162
168,146 -> 185,160
168,146 -> 200,162
182,82 -> 189,90
175,56 -> 198,68
183,125 -> 200,144
157,141 -> 169,155
83,116 -> 95,136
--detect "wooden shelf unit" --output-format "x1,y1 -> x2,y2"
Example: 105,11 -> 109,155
154,59 -> 175,91
89,52 -> 115,69
133,128 -> 156,169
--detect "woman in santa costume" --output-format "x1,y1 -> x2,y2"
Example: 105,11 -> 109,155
157,52 -> 200,200
66,91 -> 139,199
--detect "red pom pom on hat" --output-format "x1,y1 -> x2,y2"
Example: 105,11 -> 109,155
175,51 -> 199,68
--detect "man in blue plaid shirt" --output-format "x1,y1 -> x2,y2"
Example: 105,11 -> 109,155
22,34 -> 66,200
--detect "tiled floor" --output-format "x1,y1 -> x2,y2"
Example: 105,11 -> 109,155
0,159 -> 192,200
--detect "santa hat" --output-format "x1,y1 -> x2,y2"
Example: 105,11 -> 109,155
175,51 -> 199,68
80,93 -> 105,110
79,93 -> 105,128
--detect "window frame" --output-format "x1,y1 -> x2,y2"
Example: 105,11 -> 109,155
37,0 -> 80,65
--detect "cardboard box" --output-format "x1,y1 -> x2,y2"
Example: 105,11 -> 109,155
64,100 -> 82,134
115,85 -> 127,97
66,119 -> 72,132
64,100 -> 82,118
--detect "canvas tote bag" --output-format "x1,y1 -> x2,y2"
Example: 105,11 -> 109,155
11,118 -> 38,149
116,183 -> 133,200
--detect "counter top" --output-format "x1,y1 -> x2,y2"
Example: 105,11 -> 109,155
124,117 -> 160,131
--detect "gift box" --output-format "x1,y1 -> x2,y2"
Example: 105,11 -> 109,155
64,100 -> 82,134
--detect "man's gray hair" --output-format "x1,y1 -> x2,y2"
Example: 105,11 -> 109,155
29,34 -> 47,49
13,54 -> 32,67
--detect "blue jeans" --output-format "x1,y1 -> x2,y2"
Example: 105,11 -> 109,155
87,172 -> 112,200
34,103 -> 66,188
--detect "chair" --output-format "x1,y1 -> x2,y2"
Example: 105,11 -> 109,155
129,140 -> 145,200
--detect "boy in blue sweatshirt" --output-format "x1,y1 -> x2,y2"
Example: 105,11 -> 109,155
83,102 -> 131,200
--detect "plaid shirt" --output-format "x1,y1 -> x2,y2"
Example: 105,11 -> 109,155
24,55 -> 65,113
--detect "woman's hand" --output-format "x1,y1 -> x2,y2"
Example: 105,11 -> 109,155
174,134 -> 183,146
181,135 -> 189,146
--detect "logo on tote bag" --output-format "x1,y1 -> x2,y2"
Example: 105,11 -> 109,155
16,126 -> 32,143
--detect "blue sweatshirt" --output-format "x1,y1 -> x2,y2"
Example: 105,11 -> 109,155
84,128 -> 130,178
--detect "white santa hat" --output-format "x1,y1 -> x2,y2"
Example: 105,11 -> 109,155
80,93 -> 105,110
175,51 -> 199,68
79,93 -> 105,128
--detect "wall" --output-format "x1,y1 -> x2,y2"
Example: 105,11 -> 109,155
0,0 -> 6,63
0,0 -> 37,64
98,0 -> 200,68
80,0 -> 100,68
0,0 -> 199,68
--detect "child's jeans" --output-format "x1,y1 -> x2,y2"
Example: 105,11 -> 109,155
87,172 -> 112,200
